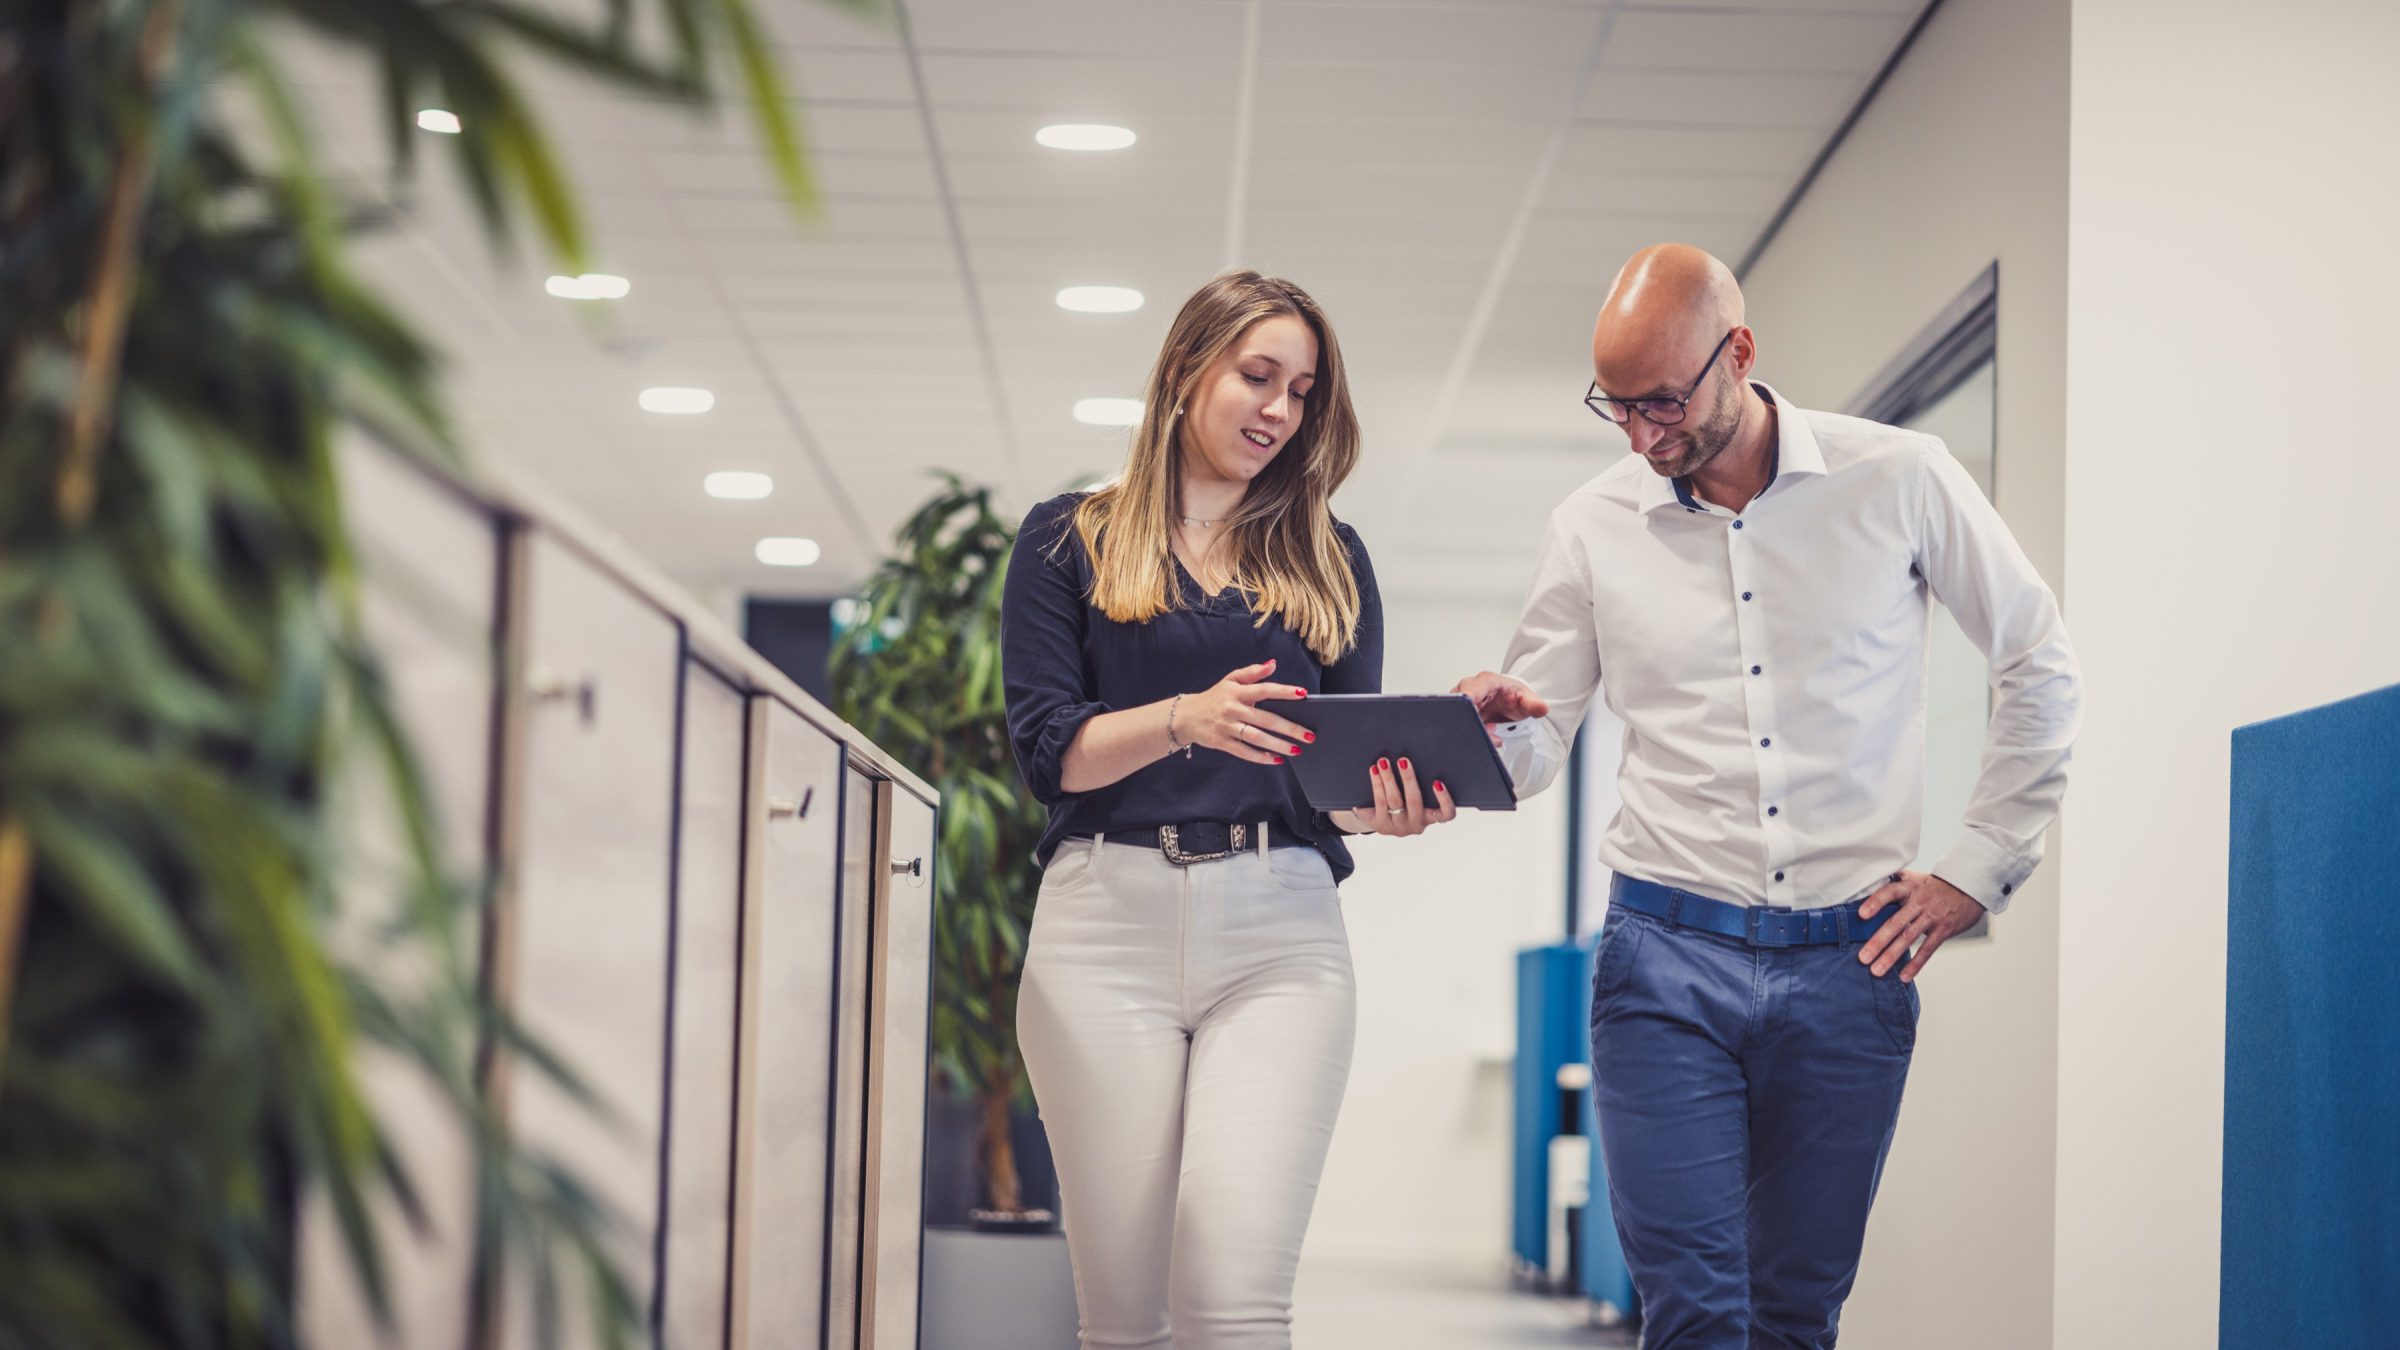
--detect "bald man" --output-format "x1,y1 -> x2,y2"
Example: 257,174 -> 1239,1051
1456,245 -> 2081,1348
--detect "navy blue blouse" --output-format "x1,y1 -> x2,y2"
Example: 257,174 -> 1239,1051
1001,492 -> 1385,882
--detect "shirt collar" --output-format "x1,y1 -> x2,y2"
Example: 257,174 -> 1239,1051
1638,381 -> 1826,515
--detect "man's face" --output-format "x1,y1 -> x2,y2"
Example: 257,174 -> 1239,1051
1593,328 -> 1747,478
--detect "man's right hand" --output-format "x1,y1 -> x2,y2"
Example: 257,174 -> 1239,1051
1452,672 -> 1549,746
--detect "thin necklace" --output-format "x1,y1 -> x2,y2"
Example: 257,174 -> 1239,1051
1179,514 -> 1223,528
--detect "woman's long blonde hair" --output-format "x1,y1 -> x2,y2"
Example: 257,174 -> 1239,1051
1068,270 -> 1364,665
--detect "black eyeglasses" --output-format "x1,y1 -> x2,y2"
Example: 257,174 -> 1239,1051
1585,329 -> 1737,427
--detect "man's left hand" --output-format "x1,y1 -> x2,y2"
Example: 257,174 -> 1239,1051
1856,871 -> 1986,982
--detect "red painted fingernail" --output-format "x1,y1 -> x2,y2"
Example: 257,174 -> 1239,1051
1304,732 -> 1316,743
1380,758 -> 1390,770
1273,755 -> 1285,765
1435,781 -> 1447,794
1294,690 -> 1307,699
1369,762 -> 1380,774
1399,758 -> 1411,771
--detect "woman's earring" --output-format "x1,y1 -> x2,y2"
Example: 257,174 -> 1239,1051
1173,405 -> 1183,417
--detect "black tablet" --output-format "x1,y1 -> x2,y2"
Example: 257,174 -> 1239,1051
1256,693 -> 1518,812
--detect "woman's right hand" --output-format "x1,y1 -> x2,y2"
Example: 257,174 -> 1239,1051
1178,658 -> 1315,765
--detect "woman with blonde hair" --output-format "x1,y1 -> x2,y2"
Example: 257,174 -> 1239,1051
1002,270 -> 1452,1348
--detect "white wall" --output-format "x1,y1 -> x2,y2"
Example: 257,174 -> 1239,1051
1735,0 -> 2070,1345
1305,585 -> 1570,1268
2054,3 -> 2400,1346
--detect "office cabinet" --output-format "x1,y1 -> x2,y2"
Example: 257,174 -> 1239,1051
294,441 -> 936,1350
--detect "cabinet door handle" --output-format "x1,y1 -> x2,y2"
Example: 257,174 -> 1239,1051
890,856 -> 923,880
526,666 -> 597,723
766,787 -> 814,820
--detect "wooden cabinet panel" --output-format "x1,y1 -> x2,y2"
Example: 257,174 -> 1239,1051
664,666 -> 747,1347
732,701 -> 846,1349
500,528 -> 681,1346
861,785 -> 936,1350
298,438 -> 497,1348
822,767 -> 881,1349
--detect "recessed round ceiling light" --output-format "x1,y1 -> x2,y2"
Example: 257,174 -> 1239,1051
704,471 -> 773,500
1036,123 -> 1135,151
416,109 -> 462,135
547,273 -> 632,300
640,387 -> 715,415
1057,285 -> 1144,313
1073,398 -> 1143,427
756,537 -> 822,567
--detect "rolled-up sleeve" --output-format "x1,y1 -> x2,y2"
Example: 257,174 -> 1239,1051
1002,502 -> 1109,805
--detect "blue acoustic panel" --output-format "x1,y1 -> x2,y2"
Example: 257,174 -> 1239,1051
1515,943 -> 1594,1270
2222,681 -> 2400,1349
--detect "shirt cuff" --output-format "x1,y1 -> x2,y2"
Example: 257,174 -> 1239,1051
1027,701 -> 1111,803
1930,831 -> 2031,915
1491,718 -> 1541,792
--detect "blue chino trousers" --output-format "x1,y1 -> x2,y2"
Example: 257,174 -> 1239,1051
1589,901 -> 1920,1349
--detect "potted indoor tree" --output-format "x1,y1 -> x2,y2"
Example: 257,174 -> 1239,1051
829,475 -> 1055,1230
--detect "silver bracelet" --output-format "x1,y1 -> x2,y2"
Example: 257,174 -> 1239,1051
1166,693 -> 1194,760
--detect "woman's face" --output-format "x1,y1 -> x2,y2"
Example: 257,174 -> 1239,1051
1179,313 -> 1319,489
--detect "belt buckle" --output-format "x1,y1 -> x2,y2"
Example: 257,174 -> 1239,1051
1159,823 -> 1244,866
1749,907 -> 1803,948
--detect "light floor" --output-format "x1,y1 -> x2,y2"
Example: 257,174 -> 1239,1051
1292,1261 -> 1636,1350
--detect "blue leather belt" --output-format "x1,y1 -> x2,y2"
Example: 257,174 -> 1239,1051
1609,875 -> 1893,948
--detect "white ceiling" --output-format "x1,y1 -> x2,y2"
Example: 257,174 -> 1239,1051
297,0 -> 1926,603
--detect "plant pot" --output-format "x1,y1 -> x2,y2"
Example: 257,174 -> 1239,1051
921,1227 -> 1077,1350
922,1086 -> 1060,1227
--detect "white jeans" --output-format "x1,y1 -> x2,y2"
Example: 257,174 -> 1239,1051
1016,830 -> 1357,1350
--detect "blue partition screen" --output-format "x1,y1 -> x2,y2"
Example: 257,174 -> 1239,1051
2222,681 -> 2400,1348
1514,943 -> 1593,1269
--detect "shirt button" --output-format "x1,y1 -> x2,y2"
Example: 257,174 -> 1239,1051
1741,591 -> 1754,602
1732,520 -> 1745,530
1760,737 -> 1772,748
1775,870 -> 1786,882
1768,806 -> 1779,817
2002,884 -> 2014,895
1750,665 -> 1762,675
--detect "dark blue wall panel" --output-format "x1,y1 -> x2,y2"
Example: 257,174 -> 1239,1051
2222,681 -> 2400,1348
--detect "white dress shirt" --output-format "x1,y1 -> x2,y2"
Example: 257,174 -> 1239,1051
1493,383 -> 2081,913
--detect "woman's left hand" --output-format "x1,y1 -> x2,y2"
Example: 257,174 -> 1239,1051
1339,757 -> 1457,837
